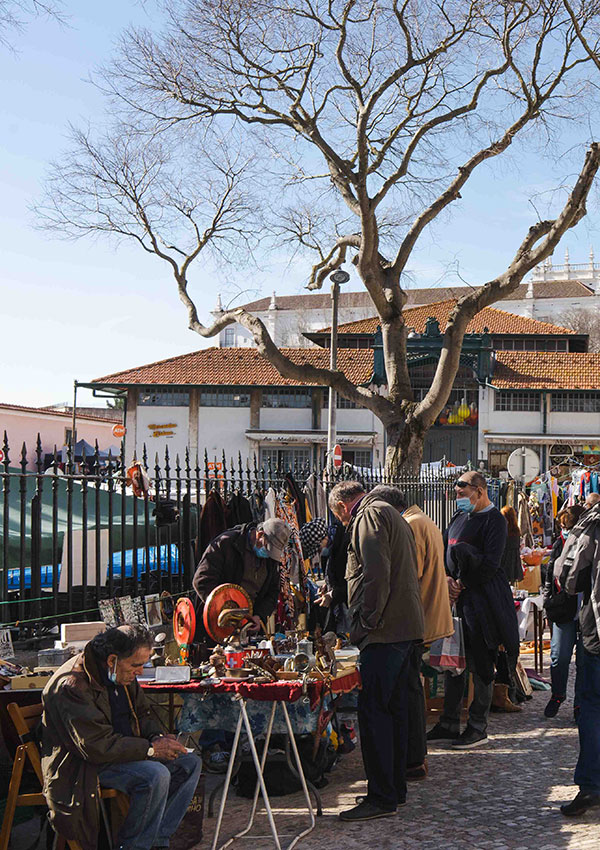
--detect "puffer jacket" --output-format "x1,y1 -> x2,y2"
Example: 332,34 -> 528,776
555,504 -> 600,655
41,643 -> 162,850
346,493 -> 424,649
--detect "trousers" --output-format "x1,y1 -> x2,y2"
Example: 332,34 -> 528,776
550,619 -> 583,705
574,649 -> 600,794
358,640 -> 413,810
440,654 -> 493,734
98,753 -> 202,850
406,642 -> 427,768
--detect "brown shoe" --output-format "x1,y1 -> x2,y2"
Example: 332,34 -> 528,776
406,759 -> 428,781
492,683 -> 522,713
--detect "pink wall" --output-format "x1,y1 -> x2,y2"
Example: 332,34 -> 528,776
0,406 -> 119,470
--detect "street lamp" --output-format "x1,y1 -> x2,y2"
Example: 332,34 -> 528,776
327,268 -> 350,470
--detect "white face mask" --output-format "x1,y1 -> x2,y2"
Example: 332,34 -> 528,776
108,658 -> 118,684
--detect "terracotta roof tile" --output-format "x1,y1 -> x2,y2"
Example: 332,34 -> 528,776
493,352 -> 600,390
239,280 -> 593,312
0,402 -> 120,423
92,347 -> 374,387
313,300 -> 575,336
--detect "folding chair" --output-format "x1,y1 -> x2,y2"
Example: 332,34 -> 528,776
0,702 -> 126,850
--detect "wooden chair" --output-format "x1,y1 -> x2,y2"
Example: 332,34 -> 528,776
0,702 -> 125,850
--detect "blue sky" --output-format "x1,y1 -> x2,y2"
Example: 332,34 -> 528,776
2,2 -> 600,409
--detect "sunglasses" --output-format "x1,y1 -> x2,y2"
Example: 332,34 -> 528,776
455,480 -> 476,489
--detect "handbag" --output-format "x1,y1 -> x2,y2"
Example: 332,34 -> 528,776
429,615 -> 466,676
543,584 -> 577,624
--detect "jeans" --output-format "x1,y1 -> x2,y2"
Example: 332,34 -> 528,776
358,640 -> 412,810
441,655 -> 494,735
406,642 -> 427,768
98,753 -> 202,850
550,619 -> 584,705
574,649 -> 600,795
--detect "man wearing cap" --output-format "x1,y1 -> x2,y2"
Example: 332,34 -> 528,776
193,518 -> 291,635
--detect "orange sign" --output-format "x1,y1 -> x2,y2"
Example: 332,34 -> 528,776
112,424 -> 126,438
333,444 -> 343,469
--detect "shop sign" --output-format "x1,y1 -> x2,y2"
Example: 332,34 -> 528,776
112,424 -> 126,438
147,422 -> 177,438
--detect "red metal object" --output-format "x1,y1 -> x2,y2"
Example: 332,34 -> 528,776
203,583 -> 253,643
173,597 -> 196,646
333,444 -> 342,469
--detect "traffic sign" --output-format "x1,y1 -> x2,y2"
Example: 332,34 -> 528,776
507,447 -> 540,485
112,424 -> 126,439
332,444 -> 343,470
0,449 -> 4,464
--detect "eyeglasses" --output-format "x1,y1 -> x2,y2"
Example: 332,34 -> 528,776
455,480 -> 476,489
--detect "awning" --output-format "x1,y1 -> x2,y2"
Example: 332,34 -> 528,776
484,433 -> 600,447
245,430 -> 376,446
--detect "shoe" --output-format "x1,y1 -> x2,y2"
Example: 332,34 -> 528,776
406,760 -> 428,781
202,744 -> 230,773
354,795 -> 406,806
544,695 -> 565,718
560,791 -> 600,816
451,726 -> 488,748
426,723 -> 459,742
491,683 -> 522,713
339,800 -> 397,821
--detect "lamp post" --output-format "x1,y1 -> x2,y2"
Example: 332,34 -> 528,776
327,268 -> 350,471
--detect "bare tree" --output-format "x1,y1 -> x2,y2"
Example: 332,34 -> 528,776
0,0 -> 63,45
44,0 -> 600,471
562,306 -> 600,352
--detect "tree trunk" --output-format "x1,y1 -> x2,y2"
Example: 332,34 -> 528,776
384,418 -> 426,475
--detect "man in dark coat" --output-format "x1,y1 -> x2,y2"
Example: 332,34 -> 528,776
427,471 -> 519,749
41,624 -> 201,850
330,481 -> 424,823
193,518 -> 290,635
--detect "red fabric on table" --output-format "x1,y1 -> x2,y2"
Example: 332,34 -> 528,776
141,669 -> 361,711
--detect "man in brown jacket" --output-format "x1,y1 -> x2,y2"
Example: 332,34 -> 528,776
371,485 -> 453,779
42,624 -> 202,850
330,481 -> 424,823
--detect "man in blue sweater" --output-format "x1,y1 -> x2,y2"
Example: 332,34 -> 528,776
427,471 -> 518,748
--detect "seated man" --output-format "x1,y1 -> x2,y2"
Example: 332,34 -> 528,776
193,517 -> 291,635
42,624 -> 202,850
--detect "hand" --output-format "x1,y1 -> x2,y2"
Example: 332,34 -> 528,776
447,576 -> 462,603
317,591 -> 333,608
245,615 -> 263,634
151,735 -> 188,760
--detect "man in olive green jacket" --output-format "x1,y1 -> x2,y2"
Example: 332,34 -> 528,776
330,481 -> 424,823
42,624 -> 201,850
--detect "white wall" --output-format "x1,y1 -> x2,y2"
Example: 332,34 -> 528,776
198,407 -> 252,463
136,406 -> 189,467
260,407 -> 313,429
549,412 -> 600,435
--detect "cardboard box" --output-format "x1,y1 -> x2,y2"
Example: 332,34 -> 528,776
514,564 -> 542,594
60,622 -> 105,644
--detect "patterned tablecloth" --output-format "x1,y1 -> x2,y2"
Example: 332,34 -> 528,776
141,670 -> 361,736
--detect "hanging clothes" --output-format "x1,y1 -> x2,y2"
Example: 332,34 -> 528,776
249,490 -> 265,524
517,491 -> 534,548
264,487 -> 277,521
225,491 -> 254,526
274,492 -> 307,629
284,473 -> 307,526
199,489 -> 228,556
304,473 -> 328,521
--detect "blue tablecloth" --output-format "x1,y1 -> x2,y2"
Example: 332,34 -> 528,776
177,692 -> 324,735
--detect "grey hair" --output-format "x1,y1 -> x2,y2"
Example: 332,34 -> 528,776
90,624 -> 154,661
370,485 -> 408,511
328,480 -> 365,512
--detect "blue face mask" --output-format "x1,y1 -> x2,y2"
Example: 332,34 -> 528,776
254,545 -> 270,559
457,497 -> 475,514
562,529 -> 570,538
108,660 -> 118,684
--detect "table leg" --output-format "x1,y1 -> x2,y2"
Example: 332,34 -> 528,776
533,606 -> 539,674
280,701 -> 316,850
234,701 -> 277,838
211,704 -> 244,850
538,609 -> 544,675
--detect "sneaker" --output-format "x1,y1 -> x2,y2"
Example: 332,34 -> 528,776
339,800 -> 397,822
544,695 -> 565,718
560,791 -> 600,817
451,726 -> 487,748
426,723 -> 459,742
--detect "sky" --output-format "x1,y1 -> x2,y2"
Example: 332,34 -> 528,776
2,2 -> 600,409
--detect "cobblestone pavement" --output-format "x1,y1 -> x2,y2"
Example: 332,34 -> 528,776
199,664 -> 598,850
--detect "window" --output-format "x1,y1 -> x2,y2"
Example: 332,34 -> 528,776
550,392 -> 600,413
260,448 -> 311,469
322,390 -> 360,409
353,449 -> 373,468
222,328 -> 235,346
262,388 -> 311,408
494,392 -> 540,412
199,389 -> 250,407
138,388 -> 189,406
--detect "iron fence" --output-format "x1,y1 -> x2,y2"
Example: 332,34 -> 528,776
0,432 -> 502,632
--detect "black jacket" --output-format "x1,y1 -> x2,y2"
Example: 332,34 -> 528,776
500,533 -> 524,584
193,523 -> 280,627
557,506 -> 600,654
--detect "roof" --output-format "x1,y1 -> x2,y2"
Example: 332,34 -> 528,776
493,352 -> 600,390
312,299 -> 575,336
0,402 -> 120,424
238,279 -> 594,313
91,347 -> 374,387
